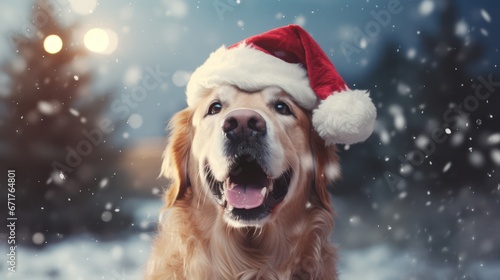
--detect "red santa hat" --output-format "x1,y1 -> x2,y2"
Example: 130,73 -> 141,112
186,25 -> 376,145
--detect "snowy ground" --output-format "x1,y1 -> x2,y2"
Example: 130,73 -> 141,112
2,199 -> 499,280
3,238 -> 498,280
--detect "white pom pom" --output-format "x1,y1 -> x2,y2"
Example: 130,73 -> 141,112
312,90 -> 376,145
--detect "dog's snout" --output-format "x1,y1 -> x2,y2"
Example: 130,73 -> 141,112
222,109 -> 266,141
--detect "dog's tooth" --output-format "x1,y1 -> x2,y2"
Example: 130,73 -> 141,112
261,187 -> 267,197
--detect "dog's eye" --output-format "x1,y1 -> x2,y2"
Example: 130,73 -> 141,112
208,102 -> 222,115
274,102 -> 292,115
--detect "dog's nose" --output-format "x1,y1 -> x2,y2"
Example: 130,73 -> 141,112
222,109 -> 266,141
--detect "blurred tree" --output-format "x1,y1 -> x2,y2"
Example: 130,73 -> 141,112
334,0 -> 499,197
332,0 -> 500,269
332,41 -> 426,197
0,0 -> 131,243
415,0 -> 499,192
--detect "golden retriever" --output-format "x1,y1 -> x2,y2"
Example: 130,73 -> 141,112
145,85 -> 340,279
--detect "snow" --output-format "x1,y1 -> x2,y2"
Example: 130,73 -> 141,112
487,133 -> 500,145
11,56 -> 27,73
127,114 -> 143,129
468,150 -> 485,168
6,205 -> 498,279
172,70 -> 191,87
399,163 -> 413,176
359,37 -> 368,49
342,244 -> 499,280
164,0 -> 189,19
451,132 -> 464,147
101,211 -> 113,222
480,28 -> 489,37
99,177 -> 109,188
69,0 -> 97,15
37,101 -> 60,115
415,135 -> 429,150
442,161 -> 452,173
294,15 -> 306,26
32,233 -> 45,245
419,0 -> 435,16
455,20 -> 468,37
4,234 -> 151,280
491,149 -> 500,166
480,9 -> 491,23
349,215 -> 361,225
388,105 -> 406,130
407,48 -> 416,59
69,108 -> 80,117
275,12 -> 285,20
124,66 -> 142,87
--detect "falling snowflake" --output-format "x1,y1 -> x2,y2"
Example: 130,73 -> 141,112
480,9 -> 491,23
100,177 -> 109,188
38,101 -> 59,115
101,211 -> 113,222
349,216 -> 361,226
294,15 -> 306,26
455,20 -> 468,37
32,232 -> 45,245
419,0 -> 434,16
275,12 -> 285,20
487,133 -> 500,145
172,70 -> 192,87
442,162 -> 452,173
397,82 -> 411,95
128,114 -> 143,129
69,108 -> 80,117
164,0 -> 189,19
124,66 -> 142,86
491,149 -> 500,166
469,151 -> 484,168
407,48 -> 416,59
398,191 -> 407,199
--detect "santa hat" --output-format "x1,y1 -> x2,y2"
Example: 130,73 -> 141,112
186,25 -> 376,145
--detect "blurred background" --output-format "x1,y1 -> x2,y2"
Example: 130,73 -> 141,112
0,0 -> 499,279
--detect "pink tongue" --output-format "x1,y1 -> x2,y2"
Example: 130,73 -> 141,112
226,184 -> 265,209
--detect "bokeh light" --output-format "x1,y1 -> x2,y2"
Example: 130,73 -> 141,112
84,28 -> 109,53
69,0 -> 97,15
102,29 -> 119,55
43,34 -> 63,54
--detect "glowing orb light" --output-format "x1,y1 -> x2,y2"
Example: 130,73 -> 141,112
43,34 -> 63,54
84,28 -> 109,53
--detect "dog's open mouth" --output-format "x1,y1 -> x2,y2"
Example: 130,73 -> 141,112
205,155 -> 292,225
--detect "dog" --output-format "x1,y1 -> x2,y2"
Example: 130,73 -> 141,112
145,85 -> 340,279
145,24 -> 376,280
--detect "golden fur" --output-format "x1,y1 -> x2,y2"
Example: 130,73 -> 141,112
145,86 -> 339,279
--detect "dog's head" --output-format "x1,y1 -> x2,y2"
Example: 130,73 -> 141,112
160,85 -> 339,228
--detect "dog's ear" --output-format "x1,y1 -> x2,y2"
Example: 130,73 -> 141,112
310,132 -> 340,211
160,108 -> 193,207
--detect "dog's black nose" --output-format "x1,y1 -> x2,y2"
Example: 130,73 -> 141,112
222,109 -> 266,142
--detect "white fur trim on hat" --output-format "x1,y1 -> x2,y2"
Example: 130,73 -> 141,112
312,90 -> 376,145
186,44 -> 317,110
